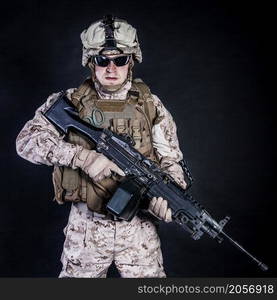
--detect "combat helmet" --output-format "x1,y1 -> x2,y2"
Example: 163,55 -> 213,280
80,15 -> 142,67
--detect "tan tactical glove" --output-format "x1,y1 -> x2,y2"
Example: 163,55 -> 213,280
148,196 -> 172,223
72,147 -> 125,182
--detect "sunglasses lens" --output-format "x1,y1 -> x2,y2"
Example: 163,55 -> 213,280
94,56 -> 109,67
93,55 -> 130,67
113,56 -> 130,66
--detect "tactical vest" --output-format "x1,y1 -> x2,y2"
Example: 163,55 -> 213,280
52,78 -> 159,214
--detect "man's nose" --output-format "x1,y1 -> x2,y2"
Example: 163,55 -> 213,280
106,61 -> 116,72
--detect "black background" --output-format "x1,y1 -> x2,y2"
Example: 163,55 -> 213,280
0,0 -> 275,277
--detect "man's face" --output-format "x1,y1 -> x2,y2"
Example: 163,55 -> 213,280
94,55 -> 130,87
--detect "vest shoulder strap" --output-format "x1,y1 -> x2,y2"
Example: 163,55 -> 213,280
132,78 -> 157,126
71,78 -> 97,107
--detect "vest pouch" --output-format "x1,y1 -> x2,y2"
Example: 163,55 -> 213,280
61,167 -> 83,203
52,165 -> 83,204
133,105 -> 153,158
140,120 -> 152,158
130,119 -> 142,149
111,118 -> 128,134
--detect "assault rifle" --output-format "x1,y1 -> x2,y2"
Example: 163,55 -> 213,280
43,94 -> 268,271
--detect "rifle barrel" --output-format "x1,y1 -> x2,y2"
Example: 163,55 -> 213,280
221,231 -> 268,271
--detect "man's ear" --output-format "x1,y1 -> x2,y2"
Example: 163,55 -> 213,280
88,62 -> 94,70
88,61 -> 97,81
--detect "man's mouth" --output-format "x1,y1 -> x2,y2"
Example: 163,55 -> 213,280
105,76 -> 118,81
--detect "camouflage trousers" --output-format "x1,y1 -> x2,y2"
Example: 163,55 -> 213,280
59,203 -> 166,278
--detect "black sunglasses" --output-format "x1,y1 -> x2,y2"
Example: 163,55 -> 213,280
92,55 -> 131,67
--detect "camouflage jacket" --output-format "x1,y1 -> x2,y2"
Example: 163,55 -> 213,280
16,81 -> 186,188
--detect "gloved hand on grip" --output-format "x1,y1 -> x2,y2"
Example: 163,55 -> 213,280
148,196 -> 172,223
72,147 -> 125,182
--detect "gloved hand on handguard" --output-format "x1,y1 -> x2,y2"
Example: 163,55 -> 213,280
72,147 -> 125,182
148,196 -> 172,223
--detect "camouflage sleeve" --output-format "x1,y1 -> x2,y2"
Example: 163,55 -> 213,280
151,94 -> 187,189
16,89 -> 80,167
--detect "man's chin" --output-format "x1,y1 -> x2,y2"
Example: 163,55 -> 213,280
102,82 -> 123,92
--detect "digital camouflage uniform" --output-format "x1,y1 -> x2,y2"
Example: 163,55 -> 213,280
16,16 -> 186,278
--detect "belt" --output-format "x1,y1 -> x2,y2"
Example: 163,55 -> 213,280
75,202 -> 123,222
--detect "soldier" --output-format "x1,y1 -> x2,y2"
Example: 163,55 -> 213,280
16,15 -> 187,278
